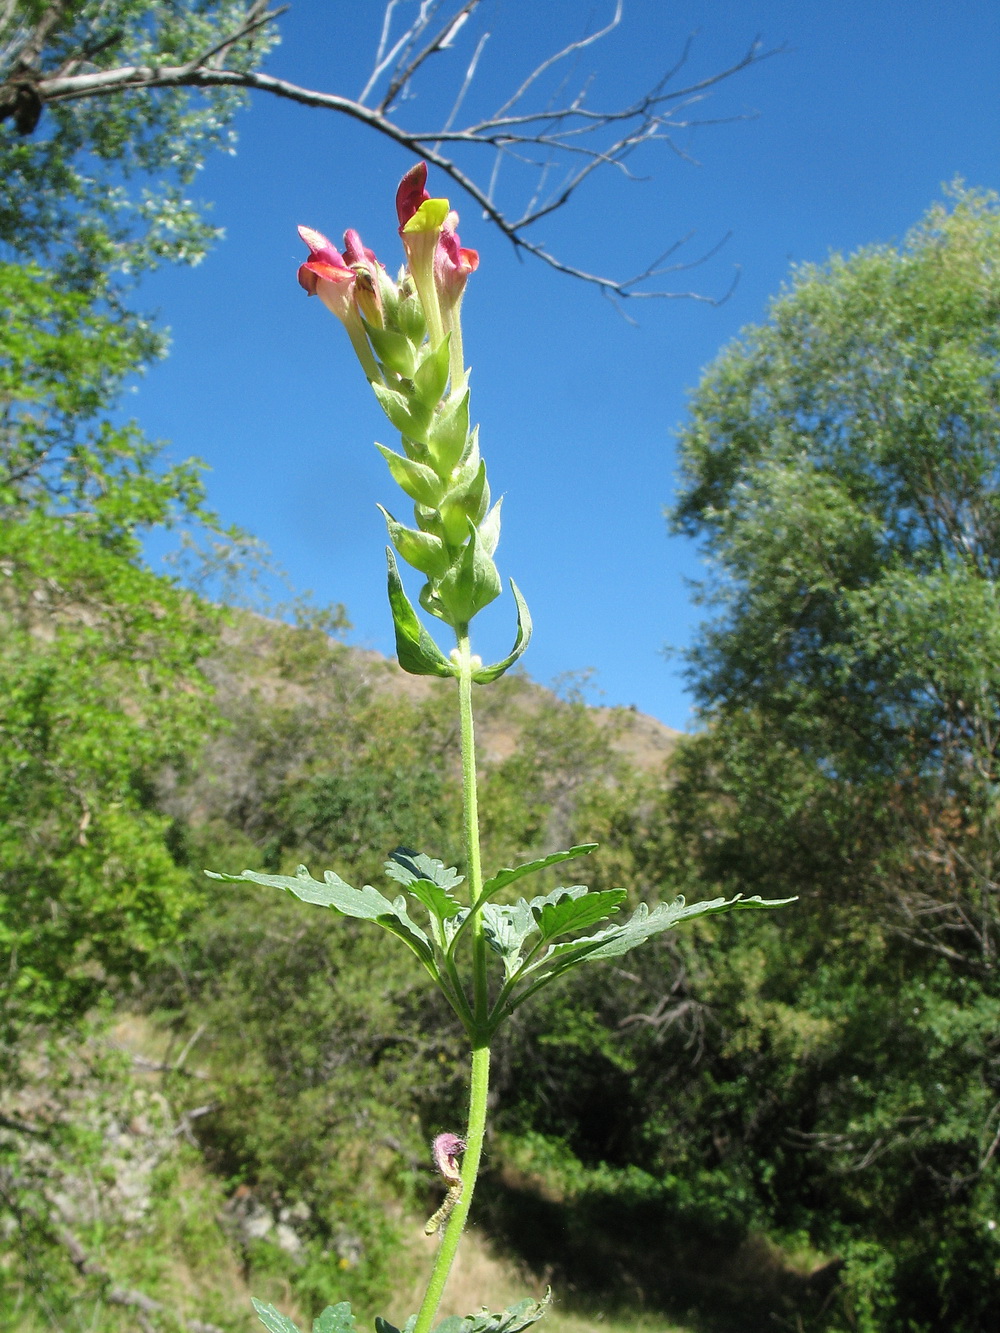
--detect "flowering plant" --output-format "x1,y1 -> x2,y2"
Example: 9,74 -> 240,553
209,163 -> 792,1333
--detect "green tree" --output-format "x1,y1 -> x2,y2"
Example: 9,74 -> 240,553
672,184 -> 1000,965
663,186 -> 1000,1329
0,260 -> 224,1043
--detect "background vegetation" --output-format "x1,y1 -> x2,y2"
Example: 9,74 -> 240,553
2,5 -> 999,1331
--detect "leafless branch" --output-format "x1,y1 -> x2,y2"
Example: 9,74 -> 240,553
0,1 -> 780,301
376,0 -> 485,114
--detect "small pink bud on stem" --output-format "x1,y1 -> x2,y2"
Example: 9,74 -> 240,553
425,1132 -> 466,1235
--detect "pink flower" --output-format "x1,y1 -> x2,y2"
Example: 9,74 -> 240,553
432,1132 -> 466,1184
396,163 -> 477,368
297,226 -> 354,316
297,225 -> 383,381
298,226 -> 383,327
396,162 -> 430,229
436,210 -> 478,301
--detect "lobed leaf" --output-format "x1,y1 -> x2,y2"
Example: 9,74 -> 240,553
206,864 -> 433,964
408,878 -> 464,922
314,1306 -> 357,1333
252,1300 -> 304,1333
433,1294 -> 550,1333
478,844 -> 598,904
385,849 -> 464,892
520,893 -> 797,990
530,887 -> 627,942
481,900 -> 536,977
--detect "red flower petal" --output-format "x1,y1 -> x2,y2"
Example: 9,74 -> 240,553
396,162 -> 429,229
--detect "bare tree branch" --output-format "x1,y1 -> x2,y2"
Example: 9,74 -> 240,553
0,1 -> 781,301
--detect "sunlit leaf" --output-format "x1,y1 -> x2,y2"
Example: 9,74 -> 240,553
314,1306 -> 357,1333
385,849 -> 464,892
206,864 -> 433,964
252,1300 -> 304,1333
530,887 -> 627,942
386,548 -> 458,678
478,844 -> 598,904
481,900 -> 535,976
518,894 -> 797,994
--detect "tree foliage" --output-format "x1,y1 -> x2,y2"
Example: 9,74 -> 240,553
0,255 -> 226,1042
673,184 -> 1000,963
659,186 -> 1000,1329
0,0 -> 270,286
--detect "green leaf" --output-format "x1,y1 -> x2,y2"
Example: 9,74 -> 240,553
313,1305 -> 357,1333
376,443 -> 442,507
481,900 -> 536,976
252,1300 -> 304,1333
580,892 -> 797,961
408,878 -> 464,922
481,888 -> 625,979
385,849 -> 465,892
436,521 -> 501,624
478,844 -> 598,904
477,498 -> 503,558
433,1293 -> 550,1333
365,320 -> 417,378
397,291 -> 427,344
519,893 -> 797,992
372,386 -> 432,444
385,548 -> 459,678
426,389 -> 471,476
379,505 -> 452,579
412,336 -> 451,410
438,438 -> 487,544
205,864 -> 433,964
531,887 -> 628,942
472,581 -> 533,683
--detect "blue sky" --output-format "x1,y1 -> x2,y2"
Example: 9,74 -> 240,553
133,0 -> 1000,730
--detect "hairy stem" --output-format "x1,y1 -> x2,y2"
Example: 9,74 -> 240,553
455,626 -> 488,1025
412,630 -> 491,1333
412,1042 -> 491,1333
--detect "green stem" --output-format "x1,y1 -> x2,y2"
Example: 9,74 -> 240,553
447,315 -> 466,396
412,1042 -> 491,1333
455,625 -> 488,1026
410,626 -> 492,1333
